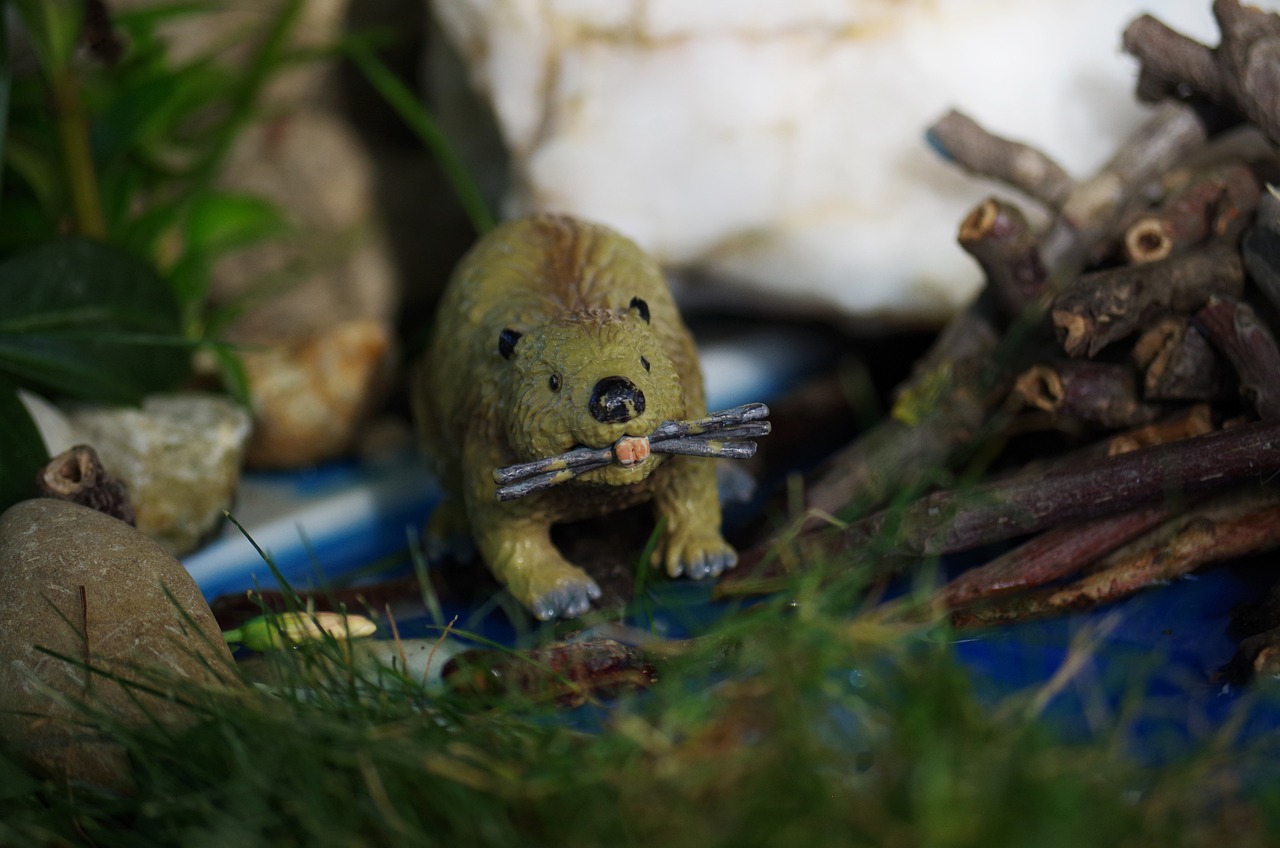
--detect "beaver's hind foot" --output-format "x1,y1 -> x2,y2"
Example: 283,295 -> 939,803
488,533 -> 603,620
655,527 -> 737,580
520,563 -> 603,620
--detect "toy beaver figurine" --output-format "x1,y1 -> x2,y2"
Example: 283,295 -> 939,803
414,214 -> 737,620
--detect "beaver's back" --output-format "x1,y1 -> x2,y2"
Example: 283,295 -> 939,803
418,215 -> 705,480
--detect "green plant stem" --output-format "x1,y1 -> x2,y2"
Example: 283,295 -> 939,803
49,68 -> 106,238
346,39 -> 496,234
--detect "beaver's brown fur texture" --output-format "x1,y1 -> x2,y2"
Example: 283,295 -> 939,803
414,215 -> 734,619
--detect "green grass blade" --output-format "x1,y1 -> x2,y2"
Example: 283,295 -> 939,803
345,37 -> 496,235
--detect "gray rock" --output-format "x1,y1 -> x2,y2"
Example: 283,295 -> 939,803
0,499 -> 238,792
68,393 -> 252,556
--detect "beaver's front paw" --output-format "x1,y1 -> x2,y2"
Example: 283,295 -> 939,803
507,560 -> 603,621
656,529 -> 737,580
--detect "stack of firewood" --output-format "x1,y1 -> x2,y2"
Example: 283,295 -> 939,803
719,0 -> 1280,681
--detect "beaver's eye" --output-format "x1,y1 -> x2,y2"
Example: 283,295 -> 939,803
640,356 -> 651,372
549,374 -> 562,392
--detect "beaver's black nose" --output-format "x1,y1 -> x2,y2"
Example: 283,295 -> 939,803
589,376 -> 645,424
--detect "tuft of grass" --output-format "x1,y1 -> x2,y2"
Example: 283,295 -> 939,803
3,557 -> 1279,848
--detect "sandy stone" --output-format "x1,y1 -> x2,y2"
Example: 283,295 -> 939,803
68,393 -> 253,556
0,500 -> 237,792
242,317 -> 394,468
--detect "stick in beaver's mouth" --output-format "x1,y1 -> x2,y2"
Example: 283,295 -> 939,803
493,402 -> 771,501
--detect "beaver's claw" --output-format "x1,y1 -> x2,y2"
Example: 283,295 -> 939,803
517,563 -> 603,621
657,530 -> 738,580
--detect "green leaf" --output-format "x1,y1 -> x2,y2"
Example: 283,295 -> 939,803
188,192 -> 289,255
4,133 -> 64,217
0,377 -> 49,513
0,193 -> 57,254
0,238 -> 190,403
165,192 -> 288,323
345,37 -> 496,234
90,58 -> 232,165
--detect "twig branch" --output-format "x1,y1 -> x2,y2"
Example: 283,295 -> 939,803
953,488 -> 1280,627
36,444 -> 134,525
957,197 -> 1049,315
848,416 -> 1280,558
1121,163 -> 1260,263
927,110 -> 1075,209
1051,239 -> 1245,358
1132,318 -> 1223,401
1039,101 -> 1210,275
1194,294 -> 1280,419
1123,1 -> 1280,146
493,404 -> 770,501
1011,360 -> 1166,430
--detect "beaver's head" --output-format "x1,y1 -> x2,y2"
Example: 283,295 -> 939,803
496,298 -> 684,486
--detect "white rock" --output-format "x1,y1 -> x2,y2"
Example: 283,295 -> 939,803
18,389 -> 75,456
430,0 -> 1233,324
68,393 -> 253,556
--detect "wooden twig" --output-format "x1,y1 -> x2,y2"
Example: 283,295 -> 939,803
927,110 -> 1075,209
492,403 -> 770,501
1122,163 -> 1260,263
957,197 -> 1049,315
1038,101 -> 1210,275
844,416 -> 1280,559
1103,403 -> 1216,455
953,488 -> 1280,627
36,444 -> 135,525
1124,1 -> 1280,147
942,503 -> 1176,608
1131,317 -> 1223,401
1243,184 -> 1280,313
442,639 -> 658,705
1051,239 -> 1245,358
934,406 -> 1212,608
1011,360 -> 1166,430
1123,14 -> 1231,108
1194,295 -> 1280,419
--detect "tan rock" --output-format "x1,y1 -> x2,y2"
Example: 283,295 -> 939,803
68,393 -> 253,556
117,0 -> 401,346
210,110 -> 400,346
0,500 -> 237,792
242,318 -> 394,468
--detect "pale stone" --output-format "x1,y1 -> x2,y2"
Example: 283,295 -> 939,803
0,500 -> 236,791
114,0 -> 400,346
18,389 -> 75,456
429,0 -> 1227,324
241,318 -> 395,469
209,110 -> 400,345
68,394 -> 253,556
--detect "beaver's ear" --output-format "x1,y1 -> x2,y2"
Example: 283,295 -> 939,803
628,296 -> 650,323
498,328 -> 522,360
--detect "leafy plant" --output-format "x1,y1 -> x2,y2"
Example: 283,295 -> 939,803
0,0 -> 306,511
